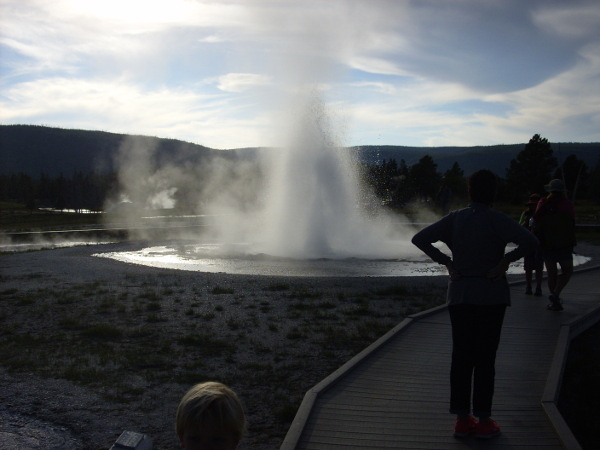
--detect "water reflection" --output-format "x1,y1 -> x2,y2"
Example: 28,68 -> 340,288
94,243 -> 592,277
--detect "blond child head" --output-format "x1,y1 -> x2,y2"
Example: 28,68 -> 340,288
176,381 -> 246,450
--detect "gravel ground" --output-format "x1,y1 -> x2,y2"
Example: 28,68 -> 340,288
0,241 -> 450,450
1,241 -> 598,450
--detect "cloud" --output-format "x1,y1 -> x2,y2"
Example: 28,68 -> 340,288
533,1 -> 600,40
216,73 -> 271,92
199,35 -> 227,44
1,0 -> 599,148
482,41 -> 600,142
0,76 -> 269,148
360,1 -> 584,93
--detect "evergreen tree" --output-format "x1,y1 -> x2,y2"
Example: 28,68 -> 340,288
436,162 -> 466,212
554,154 -> 589,201
506,134 -> 557,202
408,155 -> 440,202
587,158 -> 600,202
442,162 -> 466,197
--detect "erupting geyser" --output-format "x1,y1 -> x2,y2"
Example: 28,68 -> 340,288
95,6 -> 427,274
253,90 -> 401,259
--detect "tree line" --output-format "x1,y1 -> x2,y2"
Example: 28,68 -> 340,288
1,171 -> 116,213
1,134 -> 599,214
360,134 -> 600,212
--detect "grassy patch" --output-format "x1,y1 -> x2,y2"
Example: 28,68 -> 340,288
81,324 -> 124,340
285,327 -> 305,340
264,283 -> 290,292
0,288 -> 19,296
146,301 -> 162,311
177,333 -> 237,356
343,301 -> 373,318
374,284 -> 413,297
212,286 -> 235,295
14,293 -> 37,306
274,403 -> 298,423
58,317 -> 84,330
288,288 -> 322,300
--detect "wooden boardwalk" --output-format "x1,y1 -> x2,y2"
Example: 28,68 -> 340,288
282,268 -> 600,449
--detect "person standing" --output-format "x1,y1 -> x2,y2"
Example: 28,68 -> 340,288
519,193 -> 544,296
411,169 -> 538,439
532,179 -> 576,311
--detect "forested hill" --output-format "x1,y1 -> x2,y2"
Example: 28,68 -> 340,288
1,124 -> 598,177
0,125 -> 220,177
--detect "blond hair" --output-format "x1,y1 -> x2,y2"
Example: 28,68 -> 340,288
176,381 -> 246,442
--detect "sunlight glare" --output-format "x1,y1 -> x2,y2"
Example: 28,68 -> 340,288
66,0 -> 194,24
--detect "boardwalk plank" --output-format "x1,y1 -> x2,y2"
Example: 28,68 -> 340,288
284,269 -> 600,449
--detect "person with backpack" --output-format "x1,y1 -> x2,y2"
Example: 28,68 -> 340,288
532,179 -> 576,311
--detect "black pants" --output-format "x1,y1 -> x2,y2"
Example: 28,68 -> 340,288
448,304 -> 507,418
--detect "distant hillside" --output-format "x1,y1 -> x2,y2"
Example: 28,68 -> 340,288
1,124 -> 598,177
0,125 -> 218,177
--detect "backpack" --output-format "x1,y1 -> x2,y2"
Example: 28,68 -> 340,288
533,199 -> 575,249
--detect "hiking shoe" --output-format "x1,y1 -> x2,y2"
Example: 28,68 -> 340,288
525,286 -> 532,295
547,302 -> 564,311
475,418 -> 501,439
454,416 -> 477,438
534,287 -> 542,296
547,294 -> 563,311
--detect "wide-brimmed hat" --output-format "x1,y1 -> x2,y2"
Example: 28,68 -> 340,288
527,193 -> 541,205
545,179 -> 566,192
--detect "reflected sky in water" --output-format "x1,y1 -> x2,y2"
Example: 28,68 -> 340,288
94,243 -> 592,277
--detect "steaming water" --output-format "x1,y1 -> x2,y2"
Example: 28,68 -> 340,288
1,240 -> 116,253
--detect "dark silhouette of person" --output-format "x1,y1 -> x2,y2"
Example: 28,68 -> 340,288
532,179 -> 576,311
412,169 -> 538,439
519,193 -> 544,296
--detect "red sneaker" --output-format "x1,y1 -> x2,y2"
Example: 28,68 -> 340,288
453,416 -> 477,438
475,418 -> 501,439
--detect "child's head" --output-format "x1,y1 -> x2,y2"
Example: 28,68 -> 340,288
176,381 -> 246,450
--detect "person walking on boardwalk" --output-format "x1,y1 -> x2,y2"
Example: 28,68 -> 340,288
411,169 -> 538,439
519,193 -> 544,296
532,179 -> 576,311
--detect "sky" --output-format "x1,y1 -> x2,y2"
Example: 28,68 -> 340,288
1,0 -> 599,149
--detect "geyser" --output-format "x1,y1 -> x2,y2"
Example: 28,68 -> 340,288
250,90 -> 407,259
97,4 -> 422,273
192,88 -> 416,259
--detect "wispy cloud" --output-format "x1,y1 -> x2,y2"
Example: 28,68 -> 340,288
1,0 -> 599,147
216,73 -> 271,93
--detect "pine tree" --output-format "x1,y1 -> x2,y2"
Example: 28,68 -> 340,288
506,134 -> 557,202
